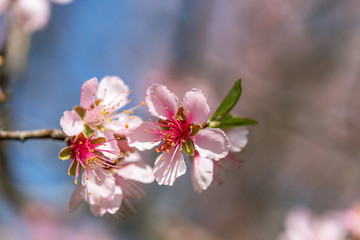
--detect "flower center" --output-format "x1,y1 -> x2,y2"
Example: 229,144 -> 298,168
68,133 -> 121,185
148,107 -> 201,155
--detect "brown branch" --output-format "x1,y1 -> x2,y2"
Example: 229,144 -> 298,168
0,129 -> 66,141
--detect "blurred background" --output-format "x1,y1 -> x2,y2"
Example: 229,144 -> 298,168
0,0 -> 360,239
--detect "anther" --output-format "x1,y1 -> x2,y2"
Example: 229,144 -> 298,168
89,192 -> 91,195
144,129 -> 147,133
165,107 -> 168,110
141,101 -> 145,106
101,127 -> 105,132
125,123 -> 129,128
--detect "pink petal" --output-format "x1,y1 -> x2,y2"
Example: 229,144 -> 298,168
127,121 -> 162,151
60,110 -> 84,136
192,128 -> 229,160
153,149 -> 186,186
191,153 -> 214,193
82,169 -> 116,206
89,185 -> 122,217
145,84 -> 179,119
13,0 -> 51,33
68,184 -> 84,213
97,76 -> 129,108
227,127 -> 248,152
182,88 -> 210,124
80,77 -> 98,109
115,160 -> 155,183
103,113 -> 142,134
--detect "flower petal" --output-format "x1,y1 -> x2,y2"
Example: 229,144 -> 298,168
227,127 -> 248,152
80,77 -> 98,108
127,121 -> 162,151
68,184 -> 84,213
82,169 -> 116,206
103,113 -> 142,134
13,0 -> 50,33
116,160 -> 155,183
153,148 -> 186,186
60,110 -> 84,136
191,153 -> 214,193
145,84 -> 179,119
97,76 -> 129,108
89,185 -> 122,217
192,128 -> 229,160
182,88 -> 210,124
94,130 -> 120,160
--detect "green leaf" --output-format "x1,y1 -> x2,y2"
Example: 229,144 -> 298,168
209,79 -> 242,121
69,161 -> 82,176
182,139 -> 194,156
208,115 -> 257,129
59,147 -> 73,160
90,137 -> 106,145
84,124 -> 94,138
73,106 -> 85,119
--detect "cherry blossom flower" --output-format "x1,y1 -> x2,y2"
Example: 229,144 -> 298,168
59,130 -> 122,216
60,76 -> 142,137
278,207 -> 347,240
0,0 -> 73,33
344,203 -> 360,238
191,127 -> 249,192
66,137 -> 154,217
127,83 -> 229,186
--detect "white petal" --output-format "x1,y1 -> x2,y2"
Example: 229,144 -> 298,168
145,84 -> 179,119
153,149 -> 186,186
103,113 -> 142,134
193,128 -> 229,160
191,154 -> 214,193
97,76 -> 129,108
60,110 -> 84,136
127,121 -> 162,151
13,0 -> 51,33
182,88 -> 210,125
116,161 -> 155,183
89,185 -> 122,217
82,169 -> 116,206
227,127 -> 249,152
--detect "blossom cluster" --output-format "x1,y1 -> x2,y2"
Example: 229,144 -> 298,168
59,76 -> 255,217
278,204 -> 360,240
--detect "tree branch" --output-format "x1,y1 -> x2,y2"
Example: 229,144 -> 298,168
0,129 -> 66,141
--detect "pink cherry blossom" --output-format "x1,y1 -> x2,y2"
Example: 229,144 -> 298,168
278,207 -> 347,240
344,203 -> 360,238
0,0 -> 73,33
191,127 -> 249,193
59,131 -> 121,185
67,138 -> 154,217
60,76 -> 142,137
127,83 -> 229,186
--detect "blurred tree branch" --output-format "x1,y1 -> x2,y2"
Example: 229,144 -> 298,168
0,129 -> 66,141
